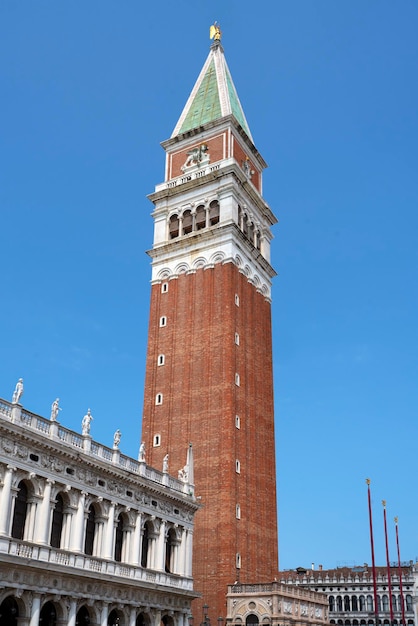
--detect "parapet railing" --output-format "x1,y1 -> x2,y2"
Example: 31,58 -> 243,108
0,398 -> 192,498
155,161 -> 223,192
229,582 -> 328,602
1,537 -> 193,590
279,571 -> 414,585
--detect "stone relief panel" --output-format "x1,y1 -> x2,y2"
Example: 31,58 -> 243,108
283,601 -> 293,614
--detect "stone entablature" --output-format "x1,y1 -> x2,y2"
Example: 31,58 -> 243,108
0,394 -> 199,626
226,582 -> 329,626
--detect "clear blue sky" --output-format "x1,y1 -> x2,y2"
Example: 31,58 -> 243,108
1,1 -> 417,572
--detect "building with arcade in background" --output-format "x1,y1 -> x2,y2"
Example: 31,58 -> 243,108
279,564 -> 417,626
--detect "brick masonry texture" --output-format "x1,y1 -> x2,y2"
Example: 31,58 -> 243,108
142,262 -> 278,619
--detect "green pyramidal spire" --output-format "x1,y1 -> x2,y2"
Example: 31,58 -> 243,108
171,39 -> 253,142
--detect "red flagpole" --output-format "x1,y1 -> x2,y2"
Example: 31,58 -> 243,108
395,517 -> 406,626
382,501 -> 394,623
366,479 -> 379,623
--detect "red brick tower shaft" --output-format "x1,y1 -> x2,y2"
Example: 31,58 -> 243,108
141,36 -> 278,621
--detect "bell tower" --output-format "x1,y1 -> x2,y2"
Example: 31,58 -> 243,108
141,30 -> 279,619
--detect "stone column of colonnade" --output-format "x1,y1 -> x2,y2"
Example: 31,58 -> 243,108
172,527 -> 183,574
156,519 -> 166,571
100,603 -> 109,626
130,511 -> 143,565
93,508 -> 105,557
0,465 -> 16,535
71,490 -> 87,552
153,609 -> 162,626
67,599 -> 77,626
24,478 -> 39,542
103,501 -> 116,559
185,529 -> 193,576
35,478 -> 54,544
61,492 -> 75,550
178,527 -> 190,575
121,515 -> 135,563
147,521 -> 156,569
29,594 -> 41,626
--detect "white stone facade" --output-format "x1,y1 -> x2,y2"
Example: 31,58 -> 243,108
148,157 -> 276,301
0,396 -> 199,626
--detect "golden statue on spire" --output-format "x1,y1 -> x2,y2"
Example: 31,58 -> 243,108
210,22 -> 222,41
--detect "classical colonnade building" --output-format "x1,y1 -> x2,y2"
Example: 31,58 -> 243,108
0,395 -> 199,626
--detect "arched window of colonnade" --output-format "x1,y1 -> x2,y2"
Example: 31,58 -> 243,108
84,503 -> 97,555
50,493 -> 64,548
0,596 -> 19,626
5,473 -> 190,575
169,201 -> 220,240
11,480 -> 29,540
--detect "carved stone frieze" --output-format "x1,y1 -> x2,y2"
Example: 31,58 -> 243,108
1,436 -> 14,454
16,443 -> 29,459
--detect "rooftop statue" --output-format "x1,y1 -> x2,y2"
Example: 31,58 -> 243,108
12,378 -> 24,404
50,398 -> 61,421
138,441 -> 146,462
113,429 -> 121,448
82,408 -> 93,435
210,22 -> 221,42
163,453 -> 169,473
